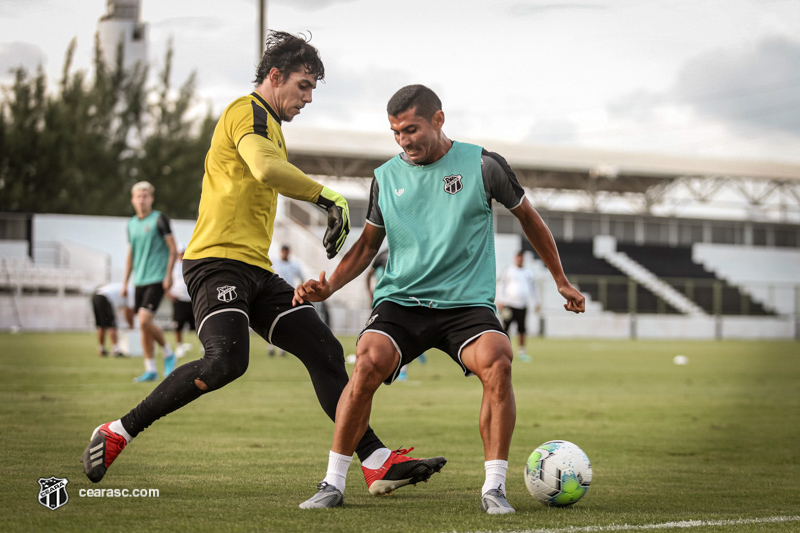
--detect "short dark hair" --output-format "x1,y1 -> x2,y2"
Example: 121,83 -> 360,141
254,31 -> 325,85
387,84 -> 442,121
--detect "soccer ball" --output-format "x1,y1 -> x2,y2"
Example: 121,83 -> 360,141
524,440 -> 592,506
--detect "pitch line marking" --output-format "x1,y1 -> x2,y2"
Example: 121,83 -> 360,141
451,515 -> 800,533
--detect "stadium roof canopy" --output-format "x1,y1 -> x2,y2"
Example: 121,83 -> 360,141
287,128 -> 800,221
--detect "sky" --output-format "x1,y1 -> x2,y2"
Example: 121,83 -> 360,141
1,0 -> 799,164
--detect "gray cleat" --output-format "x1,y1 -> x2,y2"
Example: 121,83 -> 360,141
299,482 -> 344,509
481,488 -> 516,515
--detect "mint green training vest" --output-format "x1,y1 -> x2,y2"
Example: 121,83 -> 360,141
373,141 -> 496,311
127,210 -> 169,287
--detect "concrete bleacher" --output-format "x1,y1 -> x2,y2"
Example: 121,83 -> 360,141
0,256 -> 88,295
617,243 -> 773,316
541,241 -> 681,314
693,244 -> 800,315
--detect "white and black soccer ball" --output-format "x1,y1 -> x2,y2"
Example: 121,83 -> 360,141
524,440 -> 592,506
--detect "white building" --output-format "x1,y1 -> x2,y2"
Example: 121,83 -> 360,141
96,0 -> 148,72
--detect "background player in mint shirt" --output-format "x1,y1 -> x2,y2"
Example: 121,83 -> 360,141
295,85 -> 585,514
122,181 -> 177,383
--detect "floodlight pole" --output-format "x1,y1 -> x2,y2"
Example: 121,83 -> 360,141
258,0 -> 268,60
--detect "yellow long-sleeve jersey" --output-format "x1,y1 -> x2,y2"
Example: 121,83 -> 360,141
184,92 -> 323,271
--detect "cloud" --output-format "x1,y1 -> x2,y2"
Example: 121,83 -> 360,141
273,0 -> 361,9
524,118 -> 580,144
607,36 -> 800,138
507,1 -> 607,16
0,41 -> 46,78
673,36 -> 800,135
151,17 -> 224,32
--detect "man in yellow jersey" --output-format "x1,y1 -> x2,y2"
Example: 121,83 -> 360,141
81,32 -> 446,500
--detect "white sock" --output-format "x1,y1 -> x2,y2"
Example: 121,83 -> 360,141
517,347 -> 526,355
361,447 -> 391,469
321,451 -> 352,493
163,343 -> 174,357
109,419 -> 133,444
144,358 -> 157,374
482,459 -> 509,495
112,344 -> 121,352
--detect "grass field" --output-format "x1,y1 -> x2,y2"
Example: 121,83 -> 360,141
1,332 -> 798,532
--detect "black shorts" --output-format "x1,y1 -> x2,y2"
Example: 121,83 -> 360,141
134,283 -> 165,313
359,301 -> 507,384
501,306 -> 528,334
92,294 -> 116,329
173,300 -> 195,331
182,257 -> 315,342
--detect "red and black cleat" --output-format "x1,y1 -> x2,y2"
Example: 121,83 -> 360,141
362,447 -> 447,496
81,422 -> 127,483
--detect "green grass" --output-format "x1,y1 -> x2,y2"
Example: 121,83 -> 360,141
1,332 -> 798,532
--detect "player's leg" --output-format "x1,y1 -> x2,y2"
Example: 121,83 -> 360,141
135,308 -> 160,381
81,310 -> 251,483
300,303 -> 447,508
93,294 -> 110,356
515,307 -> 530,362
96,327 -> 107,356
460,332 -> 516,514
249,278 -> 386,462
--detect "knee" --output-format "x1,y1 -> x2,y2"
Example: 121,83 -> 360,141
477,351 -> 513,390
138,311 -> 153,326
194,345 -> 249,392
352,350 -> 394,390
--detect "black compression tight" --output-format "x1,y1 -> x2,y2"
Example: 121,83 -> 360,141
120,310 -> 384,462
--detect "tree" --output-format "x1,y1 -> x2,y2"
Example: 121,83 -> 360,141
0,37 -> 215,219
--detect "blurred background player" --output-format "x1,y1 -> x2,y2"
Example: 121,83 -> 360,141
92,281 -> 127,357
268,244 -> 303,356
122,181 -> 177,383
496,251 -> 540,362
365,248 -> 426,380
168,243 -> 195,358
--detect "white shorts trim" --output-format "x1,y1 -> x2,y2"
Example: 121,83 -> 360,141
358,329 -> 404,383
267,305 -> 314,344
457,329 -> 509,377
197,308 -> 249,336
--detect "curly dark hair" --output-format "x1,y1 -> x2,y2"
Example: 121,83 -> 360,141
253,30 -> 325,85
387,84 -> 442,122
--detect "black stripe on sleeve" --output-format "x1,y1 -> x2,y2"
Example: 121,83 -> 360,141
157,213 -> 173,237
481,148 -> 525,209
250,101 -> 270,141
365,177 -> 384,227
250,92 -> 282,124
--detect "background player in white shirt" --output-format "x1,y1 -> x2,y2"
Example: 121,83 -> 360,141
496,251 -> 540,361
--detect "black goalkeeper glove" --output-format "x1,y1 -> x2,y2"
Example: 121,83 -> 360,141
315,186 -> 351,259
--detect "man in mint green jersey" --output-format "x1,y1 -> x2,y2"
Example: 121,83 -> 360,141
295,84 -> 585,513
122,181 -> 177,383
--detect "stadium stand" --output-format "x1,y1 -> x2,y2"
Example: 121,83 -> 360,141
617,243 -> 773,315
530,241 -> 681,314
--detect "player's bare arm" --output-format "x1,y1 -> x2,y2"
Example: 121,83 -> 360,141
163,234 -> 177,291
121,246 -> 132,297
511,197 -> 585,314
293,224 -> 386,306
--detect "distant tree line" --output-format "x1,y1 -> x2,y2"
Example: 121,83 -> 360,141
0,37 -> 216,219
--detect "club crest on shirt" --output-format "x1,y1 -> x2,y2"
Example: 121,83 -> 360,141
216,285 -> 237,302
443,174 -> 463,195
